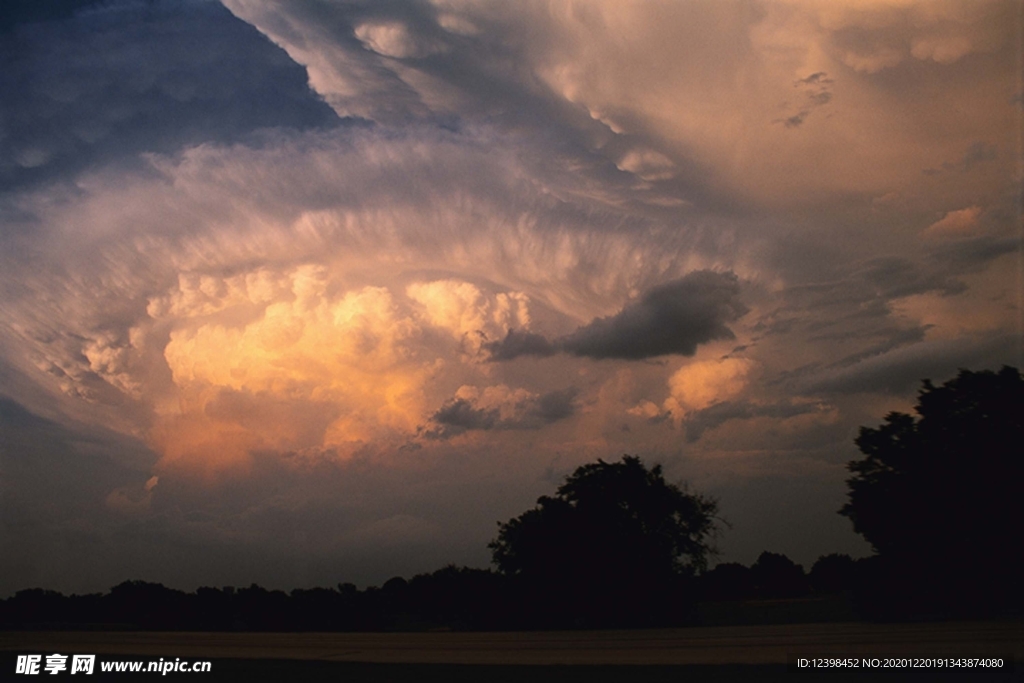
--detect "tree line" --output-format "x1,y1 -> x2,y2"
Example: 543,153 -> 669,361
1,367 -> 1020,630
0,552 -> 869,632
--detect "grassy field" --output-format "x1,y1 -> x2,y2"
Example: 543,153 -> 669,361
2,621 -> 1020,681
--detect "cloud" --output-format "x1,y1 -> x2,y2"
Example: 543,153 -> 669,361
0,0 -> 338,193
824,326 -> 931,371
153,267 -> 439,473
1,120 -> 744,481
563,272 -> 747,359
616,148 -> 676,181
0,0 -> 1018,594
814,0 -> 1010,72
782,112 -> 810,129
928,236 -> 1020,271
429,398 -> 499,435
422,385 -> 578,439
354,21 -> 443,59
663,357 -> 754,420
778,71 -> 834,127
804,333 -> 1019,396
486,271 -> 747,361
219,0 -> 457,121
923,206 -> 983,238
851,256 -> 967,299
923,142 -> 997,175
683,399 -> 820,443
484,330 -> 558,361
910,34 -> 975,65
211,0 -> 1019,215
958,142 -> 999,170
795,72 -> 832,87
529,387 -> 578,422
406,279 -> 530,355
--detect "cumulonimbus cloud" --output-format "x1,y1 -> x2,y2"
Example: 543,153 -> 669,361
485,270 -> 747,361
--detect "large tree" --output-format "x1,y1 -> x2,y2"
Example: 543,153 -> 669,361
490,455 -> 719,626
840,366 -> 1023,614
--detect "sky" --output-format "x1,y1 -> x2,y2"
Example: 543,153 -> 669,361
0,0 -> 1021,596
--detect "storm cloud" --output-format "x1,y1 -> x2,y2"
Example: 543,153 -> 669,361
486,271 -> 747,361
423,387 -> 579,439
0,0 -> 1018,594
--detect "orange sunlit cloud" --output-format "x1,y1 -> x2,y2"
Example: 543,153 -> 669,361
152,267 -> 442,472
922,206 -> 984,238
664,358 -> 755,422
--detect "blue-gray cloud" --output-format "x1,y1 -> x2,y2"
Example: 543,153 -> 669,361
804,334 -> 1020,396
423,388 -> 579,439
0,0 -> 339,195
486,270 -> 746,361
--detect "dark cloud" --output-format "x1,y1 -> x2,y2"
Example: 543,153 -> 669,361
808,90 -> 832,106
783,112 -> 809,128
684,400 -> 820,443
561,271 -> 747,358
928,236 -> 1020,272
852,256 -> 966,299
486,271 -> 746,361
0,0 -> 340,194
484,330 -> 557,361
779,71 -> 832,128
804,334 -> 1020,396
423,388 -> 579,439
768,241 -> 1010,350
527,388 -> 578,423
825,326 -> 931,370
922,141 -> 997,175
429,398 -> 500,436
769,255 -> 969,343
797,72 -> 833,107
958,142 -> 998,170
796,72 -> 833,86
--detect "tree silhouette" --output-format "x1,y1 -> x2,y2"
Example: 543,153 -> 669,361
490,455 -> 719,626
749,551 -> 808,599
808,553 -> 857,595
840,366 -> 1023,615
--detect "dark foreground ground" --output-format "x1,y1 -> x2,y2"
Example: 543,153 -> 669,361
2,621 -> 1021,681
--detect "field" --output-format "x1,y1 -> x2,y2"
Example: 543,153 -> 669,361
2,621 -> 1021,681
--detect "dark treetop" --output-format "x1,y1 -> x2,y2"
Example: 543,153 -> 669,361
841,366 -> 1023,615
